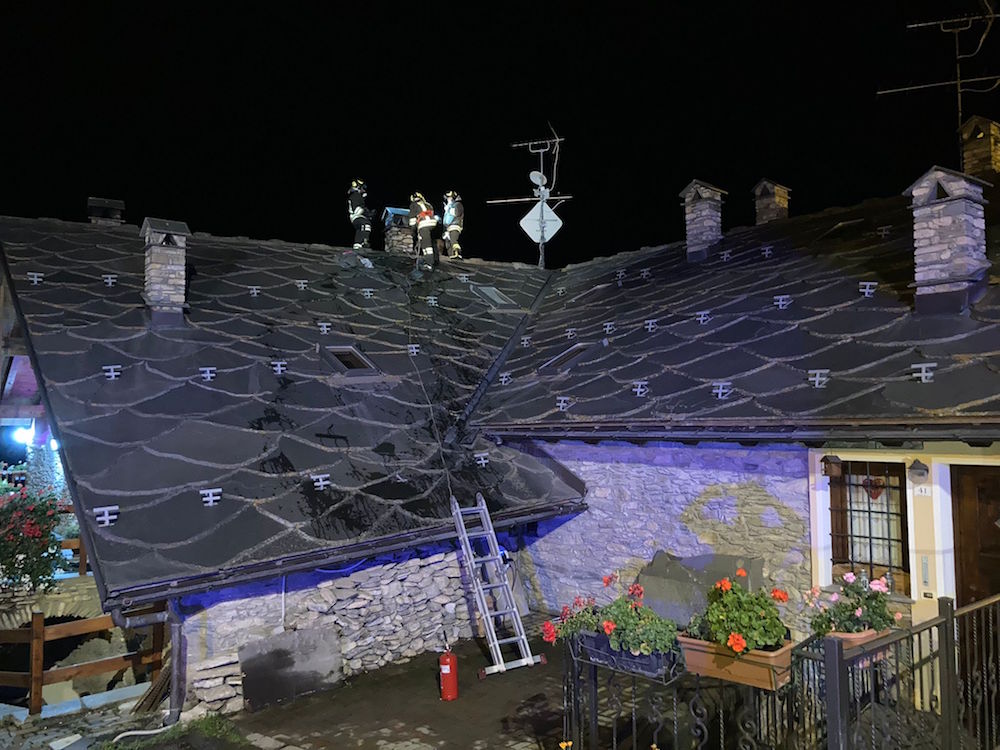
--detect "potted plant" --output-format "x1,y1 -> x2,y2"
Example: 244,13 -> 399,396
678,568 -> 793,690
0,481 -> 66,592
542,573 -> 679,677
806,572 -> 902,646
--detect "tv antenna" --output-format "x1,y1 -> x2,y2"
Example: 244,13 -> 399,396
877,0 -> 1000,170
486,123 -> 573,269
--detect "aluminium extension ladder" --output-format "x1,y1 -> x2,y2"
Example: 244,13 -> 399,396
451,493 -> 545,677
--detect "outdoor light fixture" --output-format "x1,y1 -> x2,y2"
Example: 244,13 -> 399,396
49,438 -> 59,451
820,455 -> 842,478
907,459 -> 929,484
12,423 -> 35,445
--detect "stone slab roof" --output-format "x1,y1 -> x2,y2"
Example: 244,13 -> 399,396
0,218 -> 585,607
474,194 -> 1000,442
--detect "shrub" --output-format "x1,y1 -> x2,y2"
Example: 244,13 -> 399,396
542,572 -> 678,656
687,568 -> 789,654
0,482 -> 66,591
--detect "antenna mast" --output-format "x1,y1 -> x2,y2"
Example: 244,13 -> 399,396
877,1 -> 1000,169
486,124 -> 573,269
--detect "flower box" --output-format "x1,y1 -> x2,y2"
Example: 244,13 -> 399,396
577,631 -> 672,678
677,635 -> 793,691
829,628 -> 890,647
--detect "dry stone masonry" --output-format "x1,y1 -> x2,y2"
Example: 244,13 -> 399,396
753,179 -> 790,224
904,166 -> 990,314
181,548 -> 473,715
961,116 -> 1000,180
140,217 -> 189,316
514,442 -> 814,638
679,180 -> 726,261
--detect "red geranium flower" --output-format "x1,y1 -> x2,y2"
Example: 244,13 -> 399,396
602,573 -> 619,588
770,588 -> 789,603
542,621 -> 557,644
627,583 -> 644,599
560,605 -> 571,622
735,568 -> 747,578
715,578 -> 732,592
602,620 -> 617,636
727,632 -> 747,653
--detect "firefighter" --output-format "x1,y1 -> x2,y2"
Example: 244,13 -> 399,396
408,191 -> 438,270
347,179 -> 372,251
442,190 -> 464,259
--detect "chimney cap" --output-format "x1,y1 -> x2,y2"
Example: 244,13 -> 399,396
140,217 -> 191,238
902,165 -> 993,201
679,179 -> 728,200
959,115 -> 999,136
87,197 -> 125,211
752,179 -> 791,196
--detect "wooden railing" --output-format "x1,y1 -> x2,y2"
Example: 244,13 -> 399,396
59,536 -> 87,577
0,604 -> 165,714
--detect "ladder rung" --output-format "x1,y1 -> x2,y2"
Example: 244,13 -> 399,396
465,530 -> 490,538
488,608 -> 518,617
474,556 -> 501,564
481,582 -> 507,591
459,507 -> 486,515
496,636 -> 524,645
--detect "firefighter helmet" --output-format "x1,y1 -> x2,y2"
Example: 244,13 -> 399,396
350,179 -> 367,193
410,191 -> 425,203
444,190 -> 461,202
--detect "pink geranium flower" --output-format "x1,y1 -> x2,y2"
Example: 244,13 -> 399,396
830,593 -> 839,602
843,572 -> 856,584
855,607 -> 863,617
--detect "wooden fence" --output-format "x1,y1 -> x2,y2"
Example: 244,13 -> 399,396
0,604 -> 165,714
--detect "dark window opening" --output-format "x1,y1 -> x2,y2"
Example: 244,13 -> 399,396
322,346 -> 378,374
470,285 -> 517,308
972,125 -> 984,139
935,182 -> 949,200
829,461 -> 910,596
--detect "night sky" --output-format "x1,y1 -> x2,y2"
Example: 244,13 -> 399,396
1,2 -> 998,269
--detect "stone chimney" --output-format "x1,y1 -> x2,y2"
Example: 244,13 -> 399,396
141,217 -> 190,326
679,180 -> 726,262
903,166 -> 992,314
960,116 -> 1000,180
87,197 -> 125,226
752,179 -> 790,225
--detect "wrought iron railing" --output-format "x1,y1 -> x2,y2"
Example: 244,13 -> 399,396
563,597 -> 1000,750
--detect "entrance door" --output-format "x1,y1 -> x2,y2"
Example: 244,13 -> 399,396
952,465 -> 1000,607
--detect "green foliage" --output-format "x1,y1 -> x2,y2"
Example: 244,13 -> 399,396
807,573 -> 899,636
95,715 -> 250,750
0,481 -> 65,592
542,573 -> 678,656
687,572 -> 788,654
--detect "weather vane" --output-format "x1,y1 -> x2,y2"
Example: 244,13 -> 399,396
486,123 -> 573,269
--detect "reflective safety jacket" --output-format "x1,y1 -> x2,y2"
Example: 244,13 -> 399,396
348,189 -> 369,222
442,199 -> 464,230
408,198 -> 438,230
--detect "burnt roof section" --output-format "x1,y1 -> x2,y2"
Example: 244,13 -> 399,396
474,193 -> 1000,442
0,217 -> 584,607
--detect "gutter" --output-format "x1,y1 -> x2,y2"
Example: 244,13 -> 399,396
478,420 -> 1000,445
103,498 -> 587,609
111,599 -> 185,725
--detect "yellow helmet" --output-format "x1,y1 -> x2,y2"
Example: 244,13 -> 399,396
410,191 -> 425,202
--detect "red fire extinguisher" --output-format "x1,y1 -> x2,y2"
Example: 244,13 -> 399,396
439,633 -> 458,701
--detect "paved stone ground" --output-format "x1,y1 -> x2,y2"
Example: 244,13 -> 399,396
2,623 -> 566,750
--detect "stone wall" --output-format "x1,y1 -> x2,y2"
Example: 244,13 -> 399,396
512,441 -> 814,637
0,575 -> 102,630
384,225 -> 412,253
680,182 -> 725,261
180,546 -> 473,716
909,167 -> 989,298
962,118 -> 1000,179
